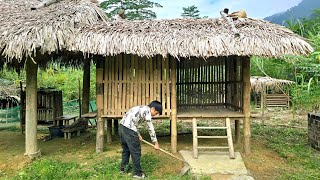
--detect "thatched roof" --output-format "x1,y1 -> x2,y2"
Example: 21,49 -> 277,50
0,0 -> 107,62
0,0 -> 313,62
69,18 -> 313,59
250,76 -> 294,93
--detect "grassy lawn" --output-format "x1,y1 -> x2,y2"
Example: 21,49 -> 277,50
1,114 -> 320,180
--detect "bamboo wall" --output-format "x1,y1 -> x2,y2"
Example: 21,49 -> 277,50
21,89 -> 63,123
225,56 -> 243,111
177,56 -> 243,111
103,54 -> 172,116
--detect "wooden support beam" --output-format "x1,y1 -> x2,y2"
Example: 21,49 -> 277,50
96,57 -> 104,153
170,56 -> 177,153
235,119 -> 240,144
242,57 -> 251,154
82,58 -> 90,115
114,119 -> 119,135
25,59 -> 41,159
106,119 -> 112,143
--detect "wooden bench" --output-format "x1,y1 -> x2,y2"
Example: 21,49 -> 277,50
54,115 -> 77,126
61,126 -> 86,139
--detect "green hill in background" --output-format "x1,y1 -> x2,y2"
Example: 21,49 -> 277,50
264,0 -> 320,25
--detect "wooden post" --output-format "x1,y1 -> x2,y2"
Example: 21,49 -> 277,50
20,81 -> 24,134
192,117 -> 198,158
96,57 -> 104,153
170,56 -> 178,153
261,85 -> 265,117
114,119 -> 119,135
82,58 -> 90,115
242,57 -> 251,154
235,119 -> 240,143
25,59 -> 41,159
107,119 -> 112,143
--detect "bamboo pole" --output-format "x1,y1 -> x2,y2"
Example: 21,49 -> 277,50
170,56 -> 177,153
166,57 -> 170,116
107,56 -> 114,143
96,56 -> 105,153
242,57 -> 251,154
25,59 -> 41,159
82,58 -> 90,115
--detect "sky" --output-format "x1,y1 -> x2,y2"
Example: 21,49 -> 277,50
151,0 -> 303,19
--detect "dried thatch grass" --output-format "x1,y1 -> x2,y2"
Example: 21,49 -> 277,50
250,76 -> 294,93
70,18 -> 314,59
0,0 -> 107,61
0,0 -> 314,62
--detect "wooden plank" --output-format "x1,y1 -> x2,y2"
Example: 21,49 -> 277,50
150,56 -> 154,102
192,117 -> 198,158
106,56 -> 112,115
112,56 -> 116,115
161,57 -> 165,112
166,57 -> 170,116
146,57 -> 150,104
115,55 -> 119,115
226,117 -> 235,159
104,57 -> 108,115
141,57 -> 146,106
130,55 -> 135,107
157,55 -> 161,101
119,54 -> 123,114
125,55 -> 130,113
136,56 -> 143,105
133,55 -> 138,106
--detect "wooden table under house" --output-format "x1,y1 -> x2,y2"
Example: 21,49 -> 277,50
97,55 -> 250,153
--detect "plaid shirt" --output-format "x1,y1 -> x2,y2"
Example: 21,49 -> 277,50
120,106 -> 157,143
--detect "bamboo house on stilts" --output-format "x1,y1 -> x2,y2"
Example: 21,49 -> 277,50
0,0 -> 313,157
73,18 -> 313,154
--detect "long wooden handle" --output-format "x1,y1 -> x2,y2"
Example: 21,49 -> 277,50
141,139 -> 184,162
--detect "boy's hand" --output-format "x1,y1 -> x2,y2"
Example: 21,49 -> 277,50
154,142 -> 160,150
138,133 -> 142,141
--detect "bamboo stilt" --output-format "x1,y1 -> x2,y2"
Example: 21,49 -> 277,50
82,58 -> 90,115
243,57 -> 251,154
96,57 -> 104,153
171,56 -> 177,153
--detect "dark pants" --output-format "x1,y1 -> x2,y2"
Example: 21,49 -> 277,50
119,125 -> 142,176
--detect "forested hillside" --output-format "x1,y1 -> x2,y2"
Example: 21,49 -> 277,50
264,0 -> 320,25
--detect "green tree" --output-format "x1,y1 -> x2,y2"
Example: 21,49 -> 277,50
100,0 -> 162,20
181,5 -> 200,19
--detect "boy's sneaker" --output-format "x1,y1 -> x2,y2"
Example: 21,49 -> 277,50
133,173 -> 146,179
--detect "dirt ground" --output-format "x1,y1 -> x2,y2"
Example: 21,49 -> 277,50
0,109 -> 309,179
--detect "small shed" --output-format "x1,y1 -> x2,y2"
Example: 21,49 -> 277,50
20,88 -> 63,131
250,76 -> 294,114
0,79 -> 20,123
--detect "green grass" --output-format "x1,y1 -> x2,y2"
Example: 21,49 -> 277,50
7,154 -> 200,180
252,123 -> 320,179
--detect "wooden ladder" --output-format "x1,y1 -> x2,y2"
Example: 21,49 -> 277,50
192,117 -> 235,159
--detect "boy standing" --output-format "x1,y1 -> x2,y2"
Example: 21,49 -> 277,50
119,100 -> 162,179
